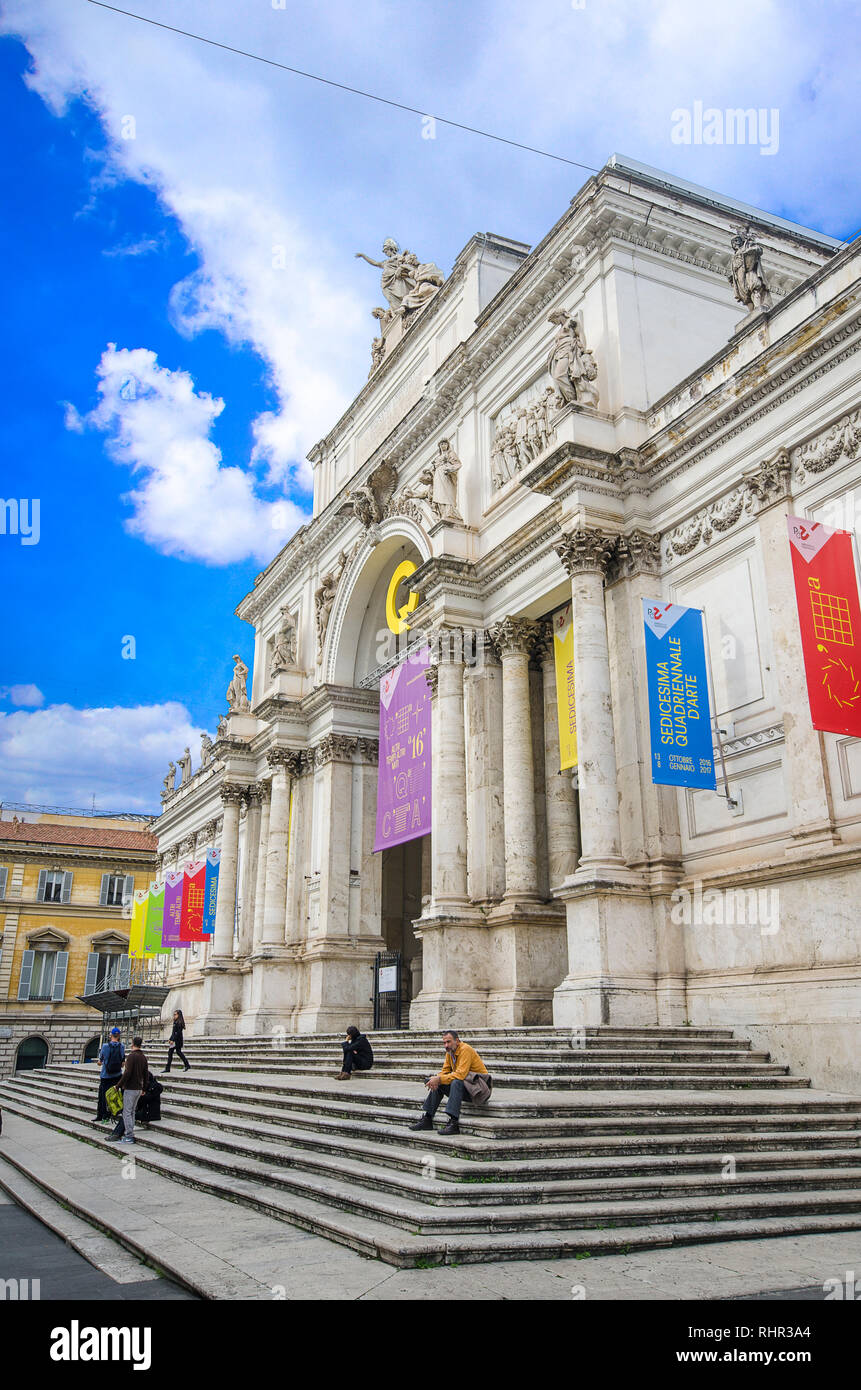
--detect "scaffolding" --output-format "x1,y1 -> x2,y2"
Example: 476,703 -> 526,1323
77,957 -> 170,1044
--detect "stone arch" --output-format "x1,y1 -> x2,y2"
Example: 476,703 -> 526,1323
15,1035 -> 49,1071
325,519 -> 431,686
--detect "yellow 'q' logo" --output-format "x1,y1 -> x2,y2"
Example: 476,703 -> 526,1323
385,560 -> 420,634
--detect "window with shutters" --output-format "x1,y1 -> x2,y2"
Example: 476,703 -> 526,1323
101,874 -> 129,907
40,870 -> 72,904
41,871 -> 64,903
0,865 -> 8,899
28,950 -> 57,999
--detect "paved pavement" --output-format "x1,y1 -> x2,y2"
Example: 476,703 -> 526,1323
0,1187 -> 196,1301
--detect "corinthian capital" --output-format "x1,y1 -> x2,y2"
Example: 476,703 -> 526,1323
613,529 -> 662,579
314,734 -> 359,767
555,528 -> 618,577
221,782 -> 246,807
743,448 -> 792,510
488,616 -> 540,660
267,747 -> 303,777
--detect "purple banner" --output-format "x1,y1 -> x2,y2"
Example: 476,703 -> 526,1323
161,870 -> 185,948
374,645 -> 432,852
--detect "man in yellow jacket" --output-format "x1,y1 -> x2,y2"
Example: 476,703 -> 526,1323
409,1030 -> 490,1135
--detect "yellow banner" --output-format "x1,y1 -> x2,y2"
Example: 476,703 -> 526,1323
129,888 -> 148,958
552,602 -> 577,771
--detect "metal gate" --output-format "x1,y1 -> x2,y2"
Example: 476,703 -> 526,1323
373,950 -> 402,1029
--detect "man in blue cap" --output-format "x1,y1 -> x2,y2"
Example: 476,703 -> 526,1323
94,1027 -> 125,1122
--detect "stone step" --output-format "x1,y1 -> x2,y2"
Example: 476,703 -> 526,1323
35,1066 -> 846,1131
21,1069 -> 861,1147
117,1060 -> 802,1090
147,1026 -> 740,1042
146,1046 -> 770,1065
37,1065 -> 853,1129
11,1079 -> 861,1189
4,1091 -> 861,1253
142,1035 -> 764,1057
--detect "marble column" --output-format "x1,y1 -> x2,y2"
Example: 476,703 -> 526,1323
261,749 -> 297,946
745,451 -> 838,847
488,617 -> 541,901
212,784 -> 243,959
251,779 -> 271,952
429,630 -> 469,907
538,624 -> 581,890
555,529 -> 625,872
237,785 -> 261,958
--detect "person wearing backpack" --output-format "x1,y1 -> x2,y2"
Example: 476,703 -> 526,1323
94,1027 -> 125,1122
161,1009 -> 190,1073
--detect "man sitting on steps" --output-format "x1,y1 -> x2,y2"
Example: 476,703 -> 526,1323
409,1030 -> 492,1136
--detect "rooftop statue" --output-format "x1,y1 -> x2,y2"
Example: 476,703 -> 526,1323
226,654 -> 250,713
729,229 -> 773,313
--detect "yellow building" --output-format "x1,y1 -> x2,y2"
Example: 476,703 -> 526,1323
0,809 -> 157,1074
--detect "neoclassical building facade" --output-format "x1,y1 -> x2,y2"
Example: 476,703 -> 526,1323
153,155 -> 860,1092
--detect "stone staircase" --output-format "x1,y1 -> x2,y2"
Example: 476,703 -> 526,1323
1,1027 -> 860,1269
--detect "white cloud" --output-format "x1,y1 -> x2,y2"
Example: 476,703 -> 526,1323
0,685 -> 45,708
72,343 -> 307,565
0,701 -> 208,812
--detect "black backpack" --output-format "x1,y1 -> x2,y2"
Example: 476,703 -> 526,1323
103,1041 -> 123,1075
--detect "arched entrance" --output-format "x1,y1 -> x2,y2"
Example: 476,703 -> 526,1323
16,1036 -> 49,1071
326,523 -> 433,1025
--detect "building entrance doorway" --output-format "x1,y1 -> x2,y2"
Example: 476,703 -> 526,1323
380,836 -> 427,1023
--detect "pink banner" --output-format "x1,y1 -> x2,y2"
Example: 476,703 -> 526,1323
374,646 -> 432,852
161,871 -> 184,948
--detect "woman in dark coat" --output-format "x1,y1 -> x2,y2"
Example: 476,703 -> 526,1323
161,1009 -> 190,1073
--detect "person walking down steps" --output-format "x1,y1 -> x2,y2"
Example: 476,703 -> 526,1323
161,1009 -> 190,1073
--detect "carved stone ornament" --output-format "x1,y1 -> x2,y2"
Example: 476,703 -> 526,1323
424,663 -> 440,700
270,605 -> 298,674
491,386 -> 558,492
488,616 -> 541,660
358,737 -> 380,765
315,549 -> 351,661
267,747 -> 303,778
220,783 -> 246,807
555,529 -> 617,577
744,448 -> 792,506
612,530 -> 662,580
314,734 -> 359,767
351,458 -> 399,529
793,410 -> 861,483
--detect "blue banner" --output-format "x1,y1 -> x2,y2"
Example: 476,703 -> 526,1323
642,600 -> 716,790
202,848 -> 220,936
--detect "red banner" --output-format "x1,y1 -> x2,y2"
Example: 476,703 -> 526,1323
178,859 -> 208,943
788,516 -> 861,736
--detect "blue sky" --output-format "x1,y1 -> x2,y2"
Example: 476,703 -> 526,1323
0,0 -> 858,811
